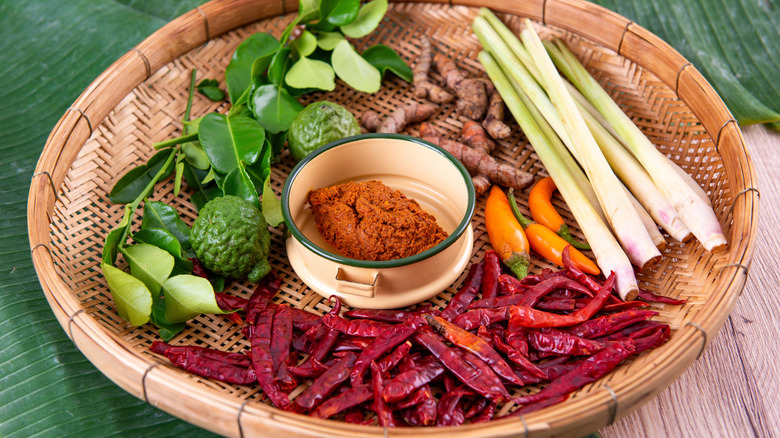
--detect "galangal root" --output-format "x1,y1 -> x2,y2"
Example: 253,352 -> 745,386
482,89 -> 512,139
413,36 -> 455,104
361,102 -> 438,133
420,122 -> 533,196
434,54 -> 489,120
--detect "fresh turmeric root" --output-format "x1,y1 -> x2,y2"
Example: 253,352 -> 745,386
434,54 -> 489,120
420,122 -> 533,196
460,120 -> 495,155
361,102 -> 438,133
459,121 -> 495,195
413,36 -> 455,104
482,89 -> 512,140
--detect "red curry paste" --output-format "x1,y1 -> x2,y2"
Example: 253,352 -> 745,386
307,180 -> 448,261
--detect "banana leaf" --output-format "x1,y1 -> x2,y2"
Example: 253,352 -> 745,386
1,1 -> 777,437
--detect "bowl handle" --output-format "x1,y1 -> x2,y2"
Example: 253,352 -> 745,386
334,266 -> 378,298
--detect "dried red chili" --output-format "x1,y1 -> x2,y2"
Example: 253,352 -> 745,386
436,386 -> 471,426
489,332 -> 545,379
323,309 -> 395,337
350,315 -> 425,385
382,355 -> 446,403
637,289 -> 687,305
425,314 -> 524,386
441,261 -> 485,320
311,384 -> 373,419
295,352 -> 358,411
370,362 -> 396,427
151,341 -> 257,385
535,297 -> 576,311
377,341 -> 412,373
452,306 -> 510,331
345,306 -> 437,323
270,305 -> 293,373
529,328 -> 607,356
481,250 -> 501,300
249,305 -> 291,409
245,271 -> 281,325
568,309 -> 658,339
470,400 -> 497,423
512,338 -> 637,408
507,272 -> 616,329
288,307 -> 322,332
414,328 -> 509,401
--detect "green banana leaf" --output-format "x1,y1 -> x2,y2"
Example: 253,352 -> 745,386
594,0 -> 780,125
1,1 -> 777,437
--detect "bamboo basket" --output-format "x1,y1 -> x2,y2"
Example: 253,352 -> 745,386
27,0 -> 759,436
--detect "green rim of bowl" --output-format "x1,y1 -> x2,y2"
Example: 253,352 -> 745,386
281,133 -> 476,269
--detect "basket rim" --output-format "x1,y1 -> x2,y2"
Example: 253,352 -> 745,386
27,0 -> 760,436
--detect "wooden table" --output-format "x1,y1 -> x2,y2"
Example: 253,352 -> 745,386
602,124 -> 780,437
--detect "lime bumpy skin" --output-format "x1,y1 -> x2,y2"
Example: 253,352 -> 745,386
190,195 -> 271,283
287,100 -> 361,161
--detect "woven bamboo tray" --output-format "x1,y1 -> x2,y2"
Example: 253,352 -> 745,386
28,0 -> 759,436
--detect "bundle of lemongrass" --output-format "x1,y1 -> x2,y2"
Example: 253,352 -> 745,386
472,8 -> 726,300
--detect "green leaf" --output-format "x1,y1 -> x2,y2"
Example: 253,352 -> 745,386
198,113 -> 266,173
223,166 -> 261,207
261,175 -> 284,227
298,0 -> 321,23
225,32 -> 281,104
339,0 -> 387,38
122,244 -> 175,300
292,30 -> 318,57
101,263 -> 153,326
245,140 -> 274,188
133,228 -> 183,259
285,56 -> 336,91
331,40 -> 381,93
320,0 -> 360,26
250,84 -> 304,133
162,275 -> 223,323
109,149 -> 174,204
591,0 -> 780,125
182,141 -> 210,170
141,201 -> 192,250
361,44 -> 413,82
103,204 -> 133,265
150,300 -> 186,341
316,31 -> 345,51
268,47 -> 293,85
196,78 -> 225,101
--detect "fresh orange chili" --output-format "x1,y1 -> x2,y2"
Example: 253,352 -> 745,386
509,188 -> 600,276
484,185 -> 530,279
528,177 -> 590,250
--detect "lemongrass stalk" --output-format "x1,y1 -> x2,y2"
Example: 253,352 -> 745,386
627,188 -> 666,249
473,16 -> 605,222
508,76 -> 605,222
508,61 -> 667,248
664,155 -> 713,207
519,19 -> 660,268
550,38 -> 726,251
580,101 -> 692,242
478,50 -> 639,300
544,38 -> 713,211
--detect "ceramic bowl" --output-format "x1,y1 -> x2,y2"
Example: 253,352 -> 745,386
281,134 -> 475,309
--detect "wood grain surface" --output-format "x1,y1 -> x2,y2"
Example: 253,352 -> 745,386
602,124 -> 780,437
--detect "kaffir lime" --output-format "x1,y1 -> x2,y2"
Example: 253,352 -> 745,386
287,100 -> 361,161
190,195 -> 271,283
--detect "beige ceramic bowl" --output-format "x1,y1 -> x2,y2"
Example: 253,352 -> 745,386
282,134 -> 475,309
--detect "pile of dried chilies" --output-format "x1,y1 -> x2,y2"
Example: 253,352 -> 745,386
151,248 -> 682,426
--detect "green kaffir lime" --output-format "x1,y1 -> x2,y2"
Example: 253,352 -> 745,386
190,195 -> 271,283
287,100 -> 361,161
